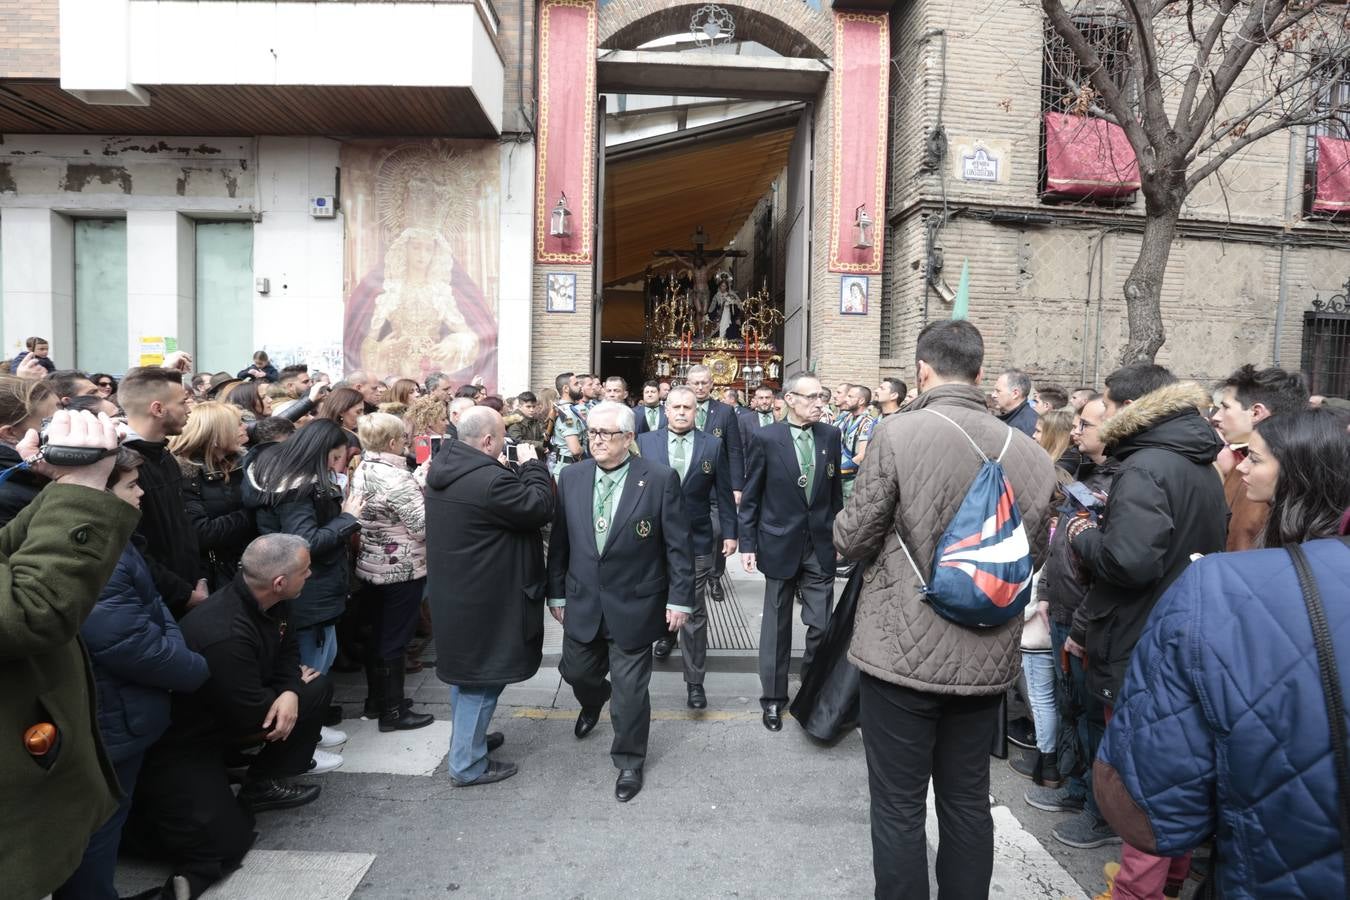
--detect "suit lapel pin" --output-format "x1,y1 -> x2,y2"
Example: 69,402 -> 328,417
827,463 -> 836,478
702,460 -> 712,474
713,427 -> 722,437
638,480 -> 645,487
636,518 -> 652,538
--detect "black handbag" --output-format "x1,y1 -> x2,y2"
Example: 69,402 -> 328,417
789,558 -> 868,742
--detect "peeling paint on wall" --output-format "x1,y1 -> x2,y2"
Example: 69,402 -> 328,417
0,163 -> 15,193
61,164 -> 133,193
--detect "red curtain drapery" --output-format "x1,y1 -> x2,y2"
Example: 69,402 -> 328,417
1043,112 -> 1140,199
1313,135 -> 1350,214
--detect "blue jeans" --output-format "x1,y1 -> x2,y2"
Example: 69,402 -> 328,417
1020,650 -> 1057,754
296,623 -> 337,674
449,684 -> 505,782
1050,620 -> 1102,819
54,753 -> 144,900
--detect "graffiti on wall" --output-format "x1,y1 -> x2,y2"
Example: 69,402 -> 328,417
341,139 -> 499,390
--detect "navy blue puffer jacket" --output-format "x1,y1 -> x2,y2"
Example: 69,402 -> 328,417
80,539 -> 209,762
1096,537 -> 1350,898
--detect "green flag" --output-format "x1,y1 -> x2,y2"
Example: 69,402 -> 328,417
952,258 -> 970,321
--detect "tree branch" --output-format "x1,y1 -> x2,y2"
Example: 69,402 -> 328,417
1186,113 -> 1325,190
1176,0 -> 1239,126
1122,0 -> 1172,138
1041,0 -> 1150,153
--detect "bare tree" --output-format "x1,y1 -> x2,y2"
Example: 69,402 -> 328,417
1041,0 -> 1350,363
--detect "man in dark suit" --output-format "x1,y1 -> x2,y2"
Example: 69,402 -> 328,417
737,385 -> 778,468
685,364 -> 744,603
636,386 -> 737,709
739,372 -> 844,732
633,379 -> 667,435
547,401 -> 695,801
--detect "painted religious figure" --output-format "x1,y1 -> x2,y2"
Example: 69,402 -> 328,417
342,140 -> 500,389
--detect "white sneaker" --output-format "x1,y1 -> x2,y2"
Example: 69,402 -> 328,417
318,726 -> 347,749
309,748 -> 344,774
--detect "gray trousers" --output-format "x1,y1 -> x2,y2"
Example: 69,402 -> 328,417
561,628 -> 653,770
679,553 -> 713,685
759,542 -> 834,707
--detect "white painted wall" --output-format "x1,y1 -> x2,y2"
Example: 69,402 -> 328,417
126,210 -> 194,366
498,140 -> 536,393
1,210 -> 74,362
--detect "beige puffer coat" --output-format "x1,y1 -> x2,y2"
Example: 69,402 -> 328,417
834,383 -> 1058,696
352,452 -> 427,585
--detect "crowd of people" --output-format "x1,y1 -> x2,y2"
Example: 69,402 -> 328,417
2,328 -> 1349,900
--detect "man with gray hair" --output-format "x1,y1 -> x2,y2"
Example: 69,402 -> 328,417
126,534 -> 329,898
426,406 -> 555,787
547,401 -> 695,801
990,367 -> 1038,437
345,370 -> 382,412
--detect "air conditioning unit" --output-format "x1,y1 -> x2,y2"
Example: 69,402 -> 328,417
310,196 -> 337,218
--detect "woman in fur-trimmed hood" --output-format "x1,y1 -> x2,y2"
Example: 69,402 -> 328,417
1068,380 -> 1229,708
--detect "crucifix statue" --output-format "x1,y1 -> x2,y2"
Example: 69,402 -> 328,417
655,226 -> 747,340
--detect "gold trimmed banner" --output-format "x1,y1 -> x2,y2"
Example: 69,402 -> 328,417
535,0 -> 598,265
829,11 -> 889,275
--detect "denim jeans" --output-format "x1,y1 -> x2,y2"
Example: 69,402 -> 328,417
1020,650 -> 1057,754
449,684 -> 505,782
295,623 -> 338,674
1050,620 -> 1102,819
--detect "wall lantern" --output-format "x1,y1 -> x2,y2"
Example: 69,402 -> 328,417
852,203 -> 874,250
550,193 -> 573,238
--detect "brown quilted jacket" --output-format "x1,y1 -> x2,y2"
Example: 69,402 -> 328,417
834,383 -> 1057,696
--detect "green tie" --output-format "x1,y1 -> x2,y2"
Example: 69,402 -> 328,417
696,403 -> 708,431
794,428 -> 814,500
594,472 -> 620,553
672,434 -> 688,481
760,412 -> 772,427
647,407 -> 658,429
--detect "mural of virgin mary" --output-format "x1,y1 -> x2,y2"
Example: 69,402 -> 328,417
344,143 -> 498,388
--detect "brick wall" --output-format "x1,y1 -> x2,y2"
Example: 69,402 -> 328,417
497,0 -> 536,135
530,265 -> 594,392
0,0 -> 59,78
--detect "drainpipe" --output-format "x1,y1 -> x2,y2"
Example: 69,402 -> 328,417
1273,126 -> 1301,366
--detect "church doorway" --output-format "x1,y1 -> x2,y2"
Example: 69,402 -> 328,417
593,28 -> 823,397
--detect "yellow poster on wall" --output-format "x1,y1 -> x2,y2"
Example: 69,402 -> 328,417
138,336 -> 177,367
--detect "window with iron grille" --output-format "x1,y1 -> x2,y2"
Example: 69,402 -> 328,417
1302,311 -> 1350,398
1302,57 -> 1350,218
1039,16 -> 1136,203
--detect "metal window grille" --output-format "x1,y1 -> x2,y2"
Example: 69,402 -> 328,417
1039,16 -> 1134,202
1303,281 -> 1350,398
1303,57 -> 1350,217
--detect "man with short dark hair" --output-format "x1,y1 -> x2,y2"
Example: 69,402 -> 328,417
875,377 -> 907,419
47,369 -> 100,407
603,376 -> 629,404
1034,385 -> 1069,413
739,372 -> 843,732
835,320 -> 1056,898
1211,364 -> 1309,551
278,365 -> 311,399
658,380 -> 672,401
505,390 -> 548,457
127,534 -> 330,899
829,382 -> 851,423
1070,387 -> 1097,412
120,367 -> 207,616
838,384 -> 876,502
991,368 -> 1038,436
550,372 -> 586,475
634,380 -> 666,434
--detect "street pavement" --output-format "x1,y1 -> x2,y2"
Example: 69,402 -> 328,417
114,559 -> 1146,899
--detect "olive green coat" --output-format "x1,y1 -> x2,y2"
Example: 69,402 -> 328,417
0,484 -> 140,900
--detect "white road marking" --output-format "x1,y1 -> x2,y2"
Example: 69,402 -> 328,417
335,717 -> 451,776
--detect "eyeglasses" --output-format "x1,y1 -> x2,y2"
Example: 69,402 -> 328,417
97,382 -> 113,389
1072,420 -> 1099,433
788,391 -> 830,404
587,428 -> 628,442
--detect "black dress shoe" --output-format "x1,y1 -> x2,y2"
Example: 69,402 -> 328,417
708,580 -> 726,603
653,636 -> 676,659
762,703 -> 783,732
615,767 -> 644,802
575,706 -> 602,739
238,779 -> 321,812
687,684 -> 707,709
486,732 -> 505,752
450,759 -> 518,787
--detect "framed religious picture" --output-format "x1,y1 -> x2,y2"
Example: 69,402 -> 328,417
840,275 -> 868,316
546,272 -> 577,313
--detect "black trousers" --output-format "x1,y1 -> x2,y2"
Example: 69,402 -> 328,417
560,625 -> 653,770
247,675 -> 332,778
361,577 -> 426,661
859,674 -> 1001,900
759,542 -> 833,706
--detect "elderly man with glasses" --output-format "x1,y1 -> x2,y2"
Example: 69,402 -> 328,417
546,401 -> 695,801
738,372 -> 844,732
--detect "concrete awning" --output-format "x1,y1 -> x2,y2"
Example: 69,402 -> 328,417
598,50 -> 828,101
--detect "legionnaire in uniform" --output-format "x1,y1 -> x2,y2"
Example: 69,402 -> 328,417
738,372 -> 843,733
547,401 -> 694,802
838,385 -> 877,503
636,386 -> 737,709
549,372 -> 586,477
683,365 -> 744,604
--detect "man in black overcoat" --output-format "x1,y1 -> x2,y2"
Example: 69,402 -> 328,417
547,401 -> 695,802
425,407 -> 555,787
684,364 -> 744,603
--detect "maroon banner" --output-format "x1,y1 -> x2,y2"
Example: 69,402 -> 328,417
829,12 -> 889,275
535,0 -> 597,265
1314,135 -> 1350,214
1044,112 -> 1141,199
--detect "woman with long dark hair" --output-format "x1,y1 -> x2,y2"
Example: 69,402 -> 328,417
1096,406 -> 1350,899
317,387 -> 364,474
225,381 -> 272,424
243,420 -> 364,677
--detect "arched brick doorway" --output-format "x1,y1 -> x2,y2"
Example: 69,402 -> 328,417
599,0 -> 833,60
